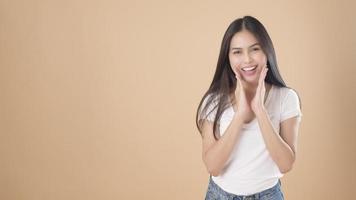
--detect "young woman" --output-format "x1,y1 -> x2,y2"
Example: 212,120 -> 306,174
196,16 -> 302,200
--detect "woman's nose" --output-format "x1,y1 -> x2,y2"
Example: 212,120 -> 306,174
243,52 -> 252,63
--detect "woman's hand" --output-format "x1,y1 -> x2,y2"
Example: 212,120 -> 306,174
251,66 -> 268,114
233,71 -> 254,123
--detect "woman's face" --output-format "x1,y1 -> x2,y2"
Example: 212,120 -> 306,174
228,30 -> 267,85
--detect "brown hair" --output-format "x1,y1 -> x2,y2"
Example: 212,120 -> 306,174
195,16 -> 299,140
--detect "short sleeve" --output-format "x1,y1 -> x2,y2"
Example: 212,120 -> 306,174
280,89 -> 303,122
199,94 -> 218,122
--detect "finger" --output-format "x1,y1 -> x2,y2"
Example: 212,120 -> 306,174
235,73 -> 239,84
235,71 -> 243,85
232,67 -> 239,76
262,68 -> 267,88
236,71 -> 242,80
264,67 -> 268,77
258,68 -> 268,93
235,73 -> 244,93
235,75 -> 242,91
258,68 -> 266,85
263,67 -> 268,79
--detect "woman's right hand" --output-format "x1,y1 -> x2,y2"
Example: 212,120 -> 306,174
233,71 -> 253,123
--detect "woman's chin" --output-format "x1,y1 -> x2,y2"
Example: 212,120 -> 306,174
242,70 -> 263,84
242,76 -> 258,84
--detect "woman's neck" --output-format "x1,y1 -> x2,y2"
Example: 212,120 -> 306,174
244,82 -> 271,94
230,82 -> 272,101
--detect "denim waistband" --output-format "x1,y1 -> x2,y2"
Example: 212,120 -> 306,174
208,176 -> 282,199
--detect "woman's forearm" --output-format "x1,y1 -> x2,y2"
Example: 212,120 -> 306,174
255,108 -> 295,173
203,115 -> 244,176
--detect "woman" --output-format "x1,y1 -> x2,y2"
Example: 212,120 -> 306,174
196,16 -> 302,200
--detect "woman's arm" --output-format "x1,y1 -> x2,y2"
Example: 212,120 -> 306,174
255,108 -> 301,173
201,114 -> 244,176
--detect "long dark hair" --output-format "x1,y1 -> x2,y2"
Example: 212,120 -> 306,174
196,16 -> 301,140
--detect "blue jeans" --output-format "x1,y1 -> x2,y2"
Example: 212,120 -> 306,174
205,176 -> 284,200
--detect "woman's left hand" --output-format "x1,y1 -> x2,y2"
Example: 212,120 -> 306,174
251,65 -> 268,114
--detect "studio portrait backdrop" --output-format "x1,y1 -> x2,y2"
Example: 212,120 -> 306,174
0,0 -> 355,199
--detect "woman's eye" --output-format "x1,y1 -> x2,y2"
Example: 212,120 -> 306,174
252,47 -> 260,51
233,51 -> 241,54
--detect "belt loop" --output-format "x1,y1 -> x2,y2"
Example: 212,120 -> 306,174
254,193 -> 259,199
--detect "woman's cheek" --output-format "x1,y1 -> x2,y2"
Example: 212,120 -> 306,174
233,63 -> 240,74
229,61 -> 239,74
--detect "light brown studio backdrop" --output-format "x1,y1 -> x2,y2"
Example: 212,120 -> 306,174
1,0 -> 355,199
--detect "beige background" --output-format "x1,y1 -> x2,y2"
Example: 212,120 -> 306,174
1,0 -> 355,199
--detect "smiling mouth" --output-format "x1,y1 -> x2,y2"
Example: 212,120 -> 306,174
241,65 -> 257,72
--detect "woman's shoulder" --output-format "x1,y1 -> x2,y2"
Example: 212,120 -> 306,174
270,86 -> 300,106
272,85 -> 301,107
201,93 -> 219,108
273,85 -> 299,96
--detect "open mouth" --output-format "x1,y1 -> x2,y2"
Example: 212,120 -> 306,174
241,65 -> 257,72
240,65 -> 258,77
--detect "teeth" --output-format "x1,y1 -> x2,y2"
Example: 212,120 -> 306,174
242,66 -> 257,71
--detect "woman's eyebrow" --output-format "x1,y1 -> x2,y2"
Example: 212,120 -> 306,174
231,43 -> 260,50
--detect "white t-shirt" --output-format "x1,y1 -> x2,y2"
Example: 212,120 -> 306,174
200,85 -> 302,195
